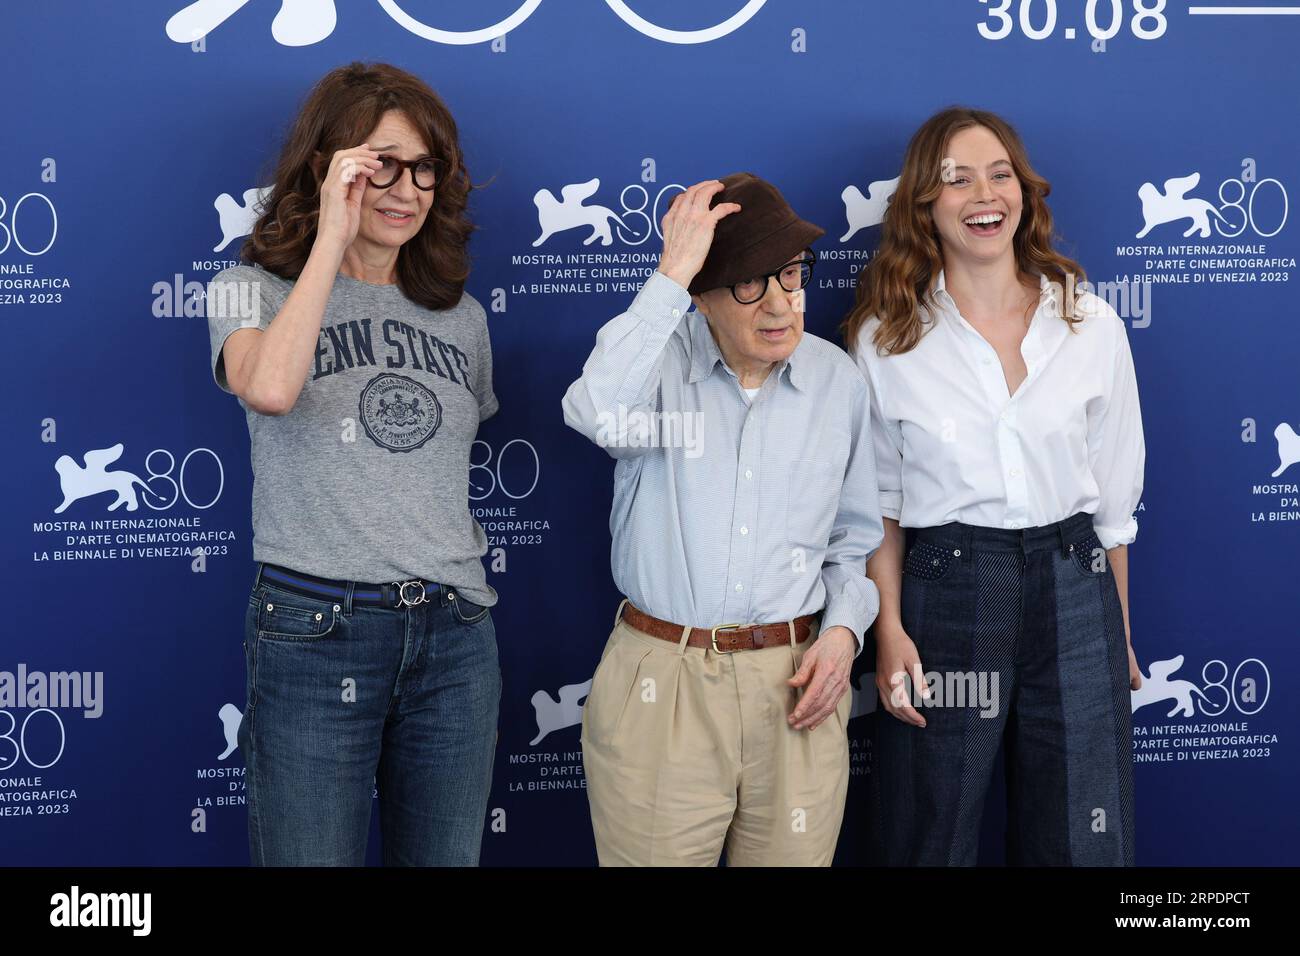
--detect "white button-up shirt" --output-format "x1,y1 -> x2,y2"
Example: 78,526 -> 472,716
563,272 -> 883,654
851,271 -> 1144,549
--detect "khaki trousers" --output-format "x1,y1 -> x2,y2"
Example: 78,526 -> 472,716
581,601 -> 851,866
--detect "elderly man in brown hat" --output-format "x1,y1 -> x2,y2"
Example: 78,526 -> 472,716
562,173 -> 882,866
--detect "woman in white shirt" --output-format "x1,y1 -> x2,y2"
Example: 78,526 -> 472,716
846,107 -> 1144,866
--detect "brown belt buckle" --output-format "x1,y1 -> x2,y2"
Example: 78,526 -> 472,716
711,623 -> 745,653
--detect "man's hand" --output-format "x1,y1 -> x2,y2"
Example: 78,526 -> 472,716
656,180 -> 742,290
787,626 -> 855,731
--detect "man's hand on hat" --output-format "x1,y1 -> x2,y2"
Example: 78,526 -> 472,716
656,180 -> 742,291
787,626 -> 856,731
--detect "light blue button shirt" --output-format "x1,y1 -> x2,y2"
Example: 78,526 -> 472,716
562,271 -> 883,654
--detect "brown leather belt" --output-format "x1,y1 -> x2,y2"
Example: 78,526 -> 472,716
619,601 -> 817,653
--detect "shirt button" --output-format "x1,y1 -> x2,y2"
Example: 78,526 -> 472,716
745,469 -> 753,480
735,583 -> 744,592
671,307 -> 681,318
740,526 -> 749,536
981,357 -> 993,365
1009,467 -> 1021,477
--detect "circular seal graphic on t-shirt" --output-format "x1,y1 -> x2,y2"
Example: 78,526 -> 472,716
358,373 -> 442,452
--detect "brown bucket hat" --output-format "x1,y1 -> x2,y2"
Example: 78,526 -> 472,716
687,172 -> 825,295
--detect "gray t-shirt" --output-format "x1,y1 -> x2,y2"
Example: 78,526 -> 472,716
206,262 -> 499,605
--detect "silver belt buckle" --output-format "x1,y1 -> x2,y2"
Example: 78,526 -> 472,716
394,580 -> 429,608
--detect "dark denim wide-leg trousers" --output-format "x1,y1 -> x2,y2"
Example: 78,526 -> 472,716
872,512 -> 1134,866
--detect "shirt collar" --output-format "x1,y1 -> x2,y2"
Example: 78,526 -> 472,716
930,268 -> 1060,314
930,268 -> 1064,370
686,310 -> 807,393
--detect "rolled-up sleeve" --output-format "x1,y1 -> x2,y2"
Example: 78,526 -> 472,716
561,271 -> 691,458
1089,311 -> 1145,549
819,377 -> 884,657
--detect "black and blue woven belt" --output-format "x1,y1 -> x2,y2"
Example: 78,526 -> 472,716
257,563 -> 450,609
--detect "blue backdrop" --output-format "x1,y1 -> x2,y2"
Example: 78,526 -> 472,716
3,0 -> 1295,866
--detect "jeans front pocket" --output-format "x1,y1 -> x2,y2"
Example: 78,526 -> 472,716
902,540 -> 962,582
1068,530 -> 1110,578
254,584 -> 340,642
449,591 -> 491,625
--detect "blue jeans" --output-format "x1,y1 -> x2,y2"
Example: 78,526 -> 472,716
871,513 -> 1134,866
238,563 -> 502,866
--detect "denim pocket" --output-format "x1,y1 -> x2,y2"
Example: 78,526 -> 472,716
902,540 -> 961,582
449,591 -> 491,625
254,585 -> 339,641
1069,531 -> 1109,578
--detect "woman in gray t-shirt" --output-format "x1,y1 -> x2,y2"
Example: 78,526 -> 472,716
206,62 -> 500,867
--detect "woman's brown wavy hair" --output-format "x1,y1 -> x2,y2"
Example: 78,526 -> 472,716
242,61 -> 474,311
842,107 -> 1085,356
